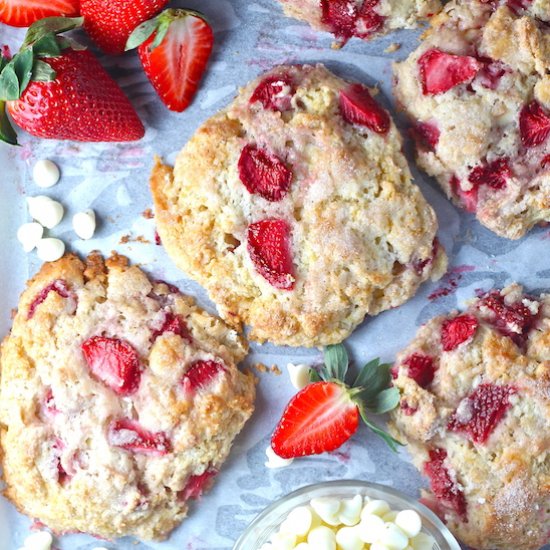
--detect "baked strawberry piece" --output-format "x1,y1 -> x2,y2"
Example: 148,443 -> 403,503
0,253 -> 254,540
151,63 -> 447,347
277,0 -> 442,46
394,0 -> 550,238
389,283 -> 549,550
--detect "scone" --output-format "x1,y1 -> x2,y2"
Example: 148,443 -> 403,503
389,284 -> 550,550
0,253 -> 255,541
151,64 -> 447,348
393,0 -> 550,239
277,0 -> 442,46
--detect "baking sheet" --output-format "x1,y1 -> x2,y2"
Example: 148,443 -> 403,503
1,0 -> 549,548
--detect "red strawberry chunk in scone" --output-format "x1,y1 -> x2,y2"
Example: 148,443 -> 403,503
81,336 -> 141,396
447,383 -> 516,444
109,419 -> 171,456
247,219 -> 295,290
238,145 -> 293,202
411,121 -> 440,151
468,158 -> 511,190
249,73 -> 295,112
339,84 -> 390,134
418,49 -> 481,95
179,468 -> 218,500
355,0 -> 385,39
450,175 -> 478,213
402,353 -> 436,388
182,360 -> 225,393
441,314 -> 479,351
477,290 -> 539,346
520,100 -> 550,148
27,279 -> 75,319
151,313 -> 191,343
320,0 -> 384,43
424,448 -> 467,520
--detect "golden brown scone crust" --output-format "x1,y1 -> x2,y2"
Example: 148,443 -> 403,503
389,284 -> 550,550
394,0 -> 550,239
0,253 -> 255,541
151,64 -> 447,348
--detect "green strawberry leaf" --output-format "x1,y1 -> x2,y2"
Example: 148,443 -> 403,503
13,48 -> 33,95
33,34 -> 62,58
0,63 -> 20,101
22,16 -> 84,49
367,387 -> 400,415
126,18 -> 159,51
309,368 -> 322,383
355,363 -> 393,402
358,406 -> 404,452
32,60 -> 56,82
0,101 -> 18,146
324,344 -> 348,381
353,357 -> 380,387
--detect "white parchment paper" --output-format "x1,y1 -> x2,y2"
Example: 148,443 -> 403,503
1,1 -> 549,548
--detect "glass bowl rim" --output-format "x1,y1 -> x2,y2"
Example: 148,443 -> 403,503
233,479 -> 461,550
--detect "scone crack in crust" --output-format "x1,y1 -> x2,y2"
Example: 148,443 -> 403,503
151,63 -> 447,348
389,283 -> 550,550
393,0 -> 550,239
278,0 -> 442,45
0,253 -> 255,541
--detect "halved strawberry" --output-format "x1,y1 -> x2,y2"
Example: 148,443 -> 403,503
182,360 -> 225,393
248,219 -> 295,290
402,353 -> 436,388
424,448 -> 467,520
339,84 -> 390,134
447,384 -> 516,444
272,381 -> 360,458
27,279 -> 75,319
272,345 -> 401,458
441,314 -> 479,352
468,157 -> 511,190
418,49 -> 480,95
238,144 -> 293,202
81,0 -> 168,54
250,73 -> 295,112
127,9 -> 213,112
0,0 -> 79,27
179,468 -> 218,500
151,313 -> 191,343
81,336 -> 141,395
109,419 -> 171,455
519,100 -> 550,148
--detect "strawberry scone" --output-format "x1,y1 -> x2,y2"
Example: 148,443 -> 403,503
151,64 -> 447,348
389,284 -> 550,550
277,0 -> 442,46
393,0 -> 550,239
0,253 -> 255,540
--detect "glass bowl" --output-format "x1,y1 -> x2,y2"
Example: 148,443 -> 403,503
233,480 -> 461,550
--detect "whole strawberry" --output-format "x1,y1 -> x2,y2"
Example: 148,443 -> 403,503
126,9 -> 214,112
0,17 -> 144,144
271,344 -> 402,458
0,0 -> 80,27
81,0 -> 168,54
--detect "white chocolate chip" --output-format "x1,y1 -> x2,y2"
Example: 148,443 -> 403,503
265,445 -> 294,469
358,513 -> 385,543
335,526 -> 363,550
409,532 -> 436,550
270,531 -> 296,549
371,544 -> 392,550
338,494 -> 363,526
379,523 -> 409,550
73,209 -> 96,240
27,196 -> 64,229
294,544 -> 311,550
395,510 -> 422,538
363,499 -> 391,517
32,159 -> 60,188
307,525 -> 336,550
310,497 -> 341,526
280,505 -> 315,536
22,531 -> 53,550
382,510 -> 398,523
17,222 -> 43,252
286,363 -> 310,390
36,238 -> 65,262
